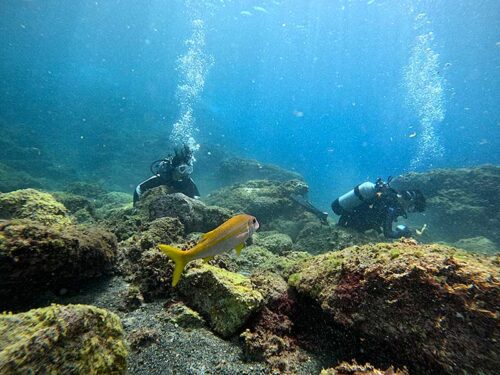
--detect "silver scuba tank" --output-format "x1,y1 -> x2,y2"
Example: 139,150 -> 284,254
331,182 -> 377,215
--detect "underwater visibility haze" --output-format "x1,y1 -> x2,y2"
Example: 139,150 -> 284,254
0,1 -> 499,374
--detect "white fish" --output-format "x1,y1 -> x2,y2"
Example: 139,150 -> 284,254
253,6 -> 269,14
240,10 -> 252,16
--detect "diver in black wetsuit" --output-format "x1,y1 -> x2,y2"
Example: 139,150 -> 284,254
133,144 -> 200,206
331,178 -> 426,238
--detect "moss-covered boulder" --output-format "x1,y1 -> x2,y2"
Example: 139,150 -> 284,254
0,188 -> 71,226
393,165 -> 500,246
0,220 -> 117,309
289,242 -> 500,374
0,304 -> 127,374
178,264 -> 263,337
137,188 -> 232,234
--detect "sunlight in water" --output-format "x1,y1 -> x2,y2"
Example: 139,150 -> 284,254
404,13 -> 446,169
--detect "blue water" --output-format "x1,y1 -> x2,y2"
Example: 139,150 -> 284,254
1,0 -> 499,209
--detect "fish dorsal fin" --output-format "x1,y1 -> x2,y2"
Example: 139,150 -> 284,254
235,243 -> 245,256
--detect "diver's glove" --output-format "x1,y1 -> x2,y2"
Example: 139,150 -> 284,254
395,224 -> 411,238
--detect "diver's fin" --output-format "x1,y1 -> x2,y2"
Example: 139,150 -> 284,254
203,256 -> 214,263
235,243 -> 245,256
158,244 -> 188,287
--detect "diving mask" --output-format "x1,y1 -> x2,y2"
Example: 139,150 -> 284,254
175,163 -> 193,176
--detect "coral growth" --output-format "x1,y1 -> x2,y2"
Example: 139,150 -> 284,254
320,360 -> 408,375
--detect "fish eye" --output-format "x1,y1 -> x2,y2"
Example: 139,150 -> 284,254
252,218 -> 256,224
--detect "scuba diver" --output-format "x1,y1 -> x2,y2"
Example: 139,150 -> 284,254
133,144 -> 200,206
331,177 -> 426,238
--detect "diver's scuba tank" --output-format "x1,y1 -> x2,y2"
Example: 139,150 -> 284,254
331,182 -> 378,216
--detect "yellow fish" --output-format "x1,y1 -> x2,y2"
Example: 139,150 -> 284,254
158,214 -> 260,286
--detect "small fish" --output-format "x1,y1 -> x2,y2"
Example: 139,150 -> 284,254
158,214 -> 260,286
409,132 -> 417,138
253,6 -> 269,13
292,110 -> 304,117
240,10 -> 252,16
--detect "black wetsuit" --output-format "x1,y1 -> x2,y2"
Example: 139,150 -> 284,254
337,188 -> 409,238
133,174 -> 199,205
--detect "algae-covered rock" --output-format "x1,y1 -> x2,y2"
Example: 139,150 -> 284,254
0,304 -> 127,374
178,263 -> 263,337
0,188 -> 71,226
254,231 -> 293,255
138,188 -> 232,234
0,220 -> 117,309
289,242 -> 500,374
216,157 -> 304,186
293,222 -> 374,254
393,165 -> 500,246
163,301 -> 206,329
320,361 -> 408,375
204,179 -> 309,227
241,271 -> 304,373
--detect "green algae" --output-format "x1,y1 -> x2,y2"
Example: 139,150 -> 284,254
0,189 -> 71,226
0,304 -> 127,374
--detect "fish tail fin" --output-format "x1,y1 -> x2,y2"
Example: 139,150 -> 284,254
158,244 -> 189,287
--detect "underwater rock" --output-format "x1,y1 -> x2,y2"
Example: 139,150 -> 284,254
51,191 -> 96,224
0,220 -> 117,309
128,248 -> 174,302
0,188 -> 71,226
205,179 -> 311,229
65,181 -> 107,198
0,162 -> 43,192
138,187 -> 232,234
289,241 -> 500,374
393,164 -> 500,247
127,328 -> 160,352
241,271 -> 304,373
177,263 -> 263,337
320,360 -> 408,375
216,157 -> 304,185
163,301 -> 206,329
99,205 -> 147,242
0,304 -> 127,374
451,236 -> 498,255
253,231 -> 293,255
293,222 -> 375,254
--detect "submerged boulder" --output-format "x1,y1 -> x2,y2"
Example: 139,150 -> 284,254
293,222 -> 375,254
253,231 -> 293,255
177,263 -> 263,337
0,188 -> 71,226
0,304 -> 127,374
204,179 -> 313,229
0,220 -> 117,309
138,188 -> 232,234
216,157 -> 304,186
393,164 -> 500,247
289,241 -> 500,374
